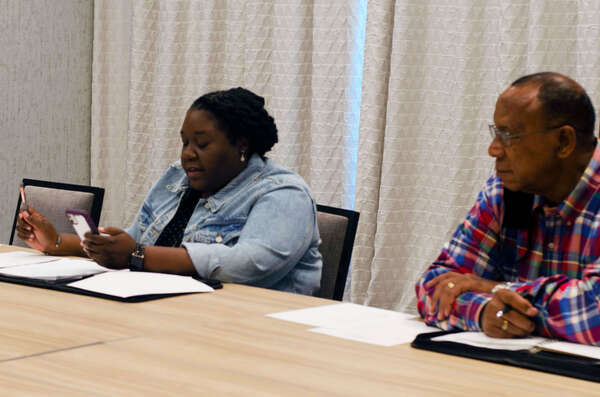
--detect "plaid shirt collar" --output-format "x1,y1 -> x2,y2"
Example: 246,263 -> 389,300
532,139 -> 600,222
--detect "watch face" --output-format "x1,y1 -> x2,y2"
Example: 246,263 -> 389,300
129,245 -> 145,271
129,256 -> 144,271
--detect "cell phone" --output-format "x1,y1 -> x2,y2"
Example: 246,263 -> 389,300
65,208 -> 99,239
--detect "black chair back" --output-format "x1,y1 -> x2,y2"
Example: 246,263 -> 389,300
10,179 -> 104,246
315,204 -> 359,301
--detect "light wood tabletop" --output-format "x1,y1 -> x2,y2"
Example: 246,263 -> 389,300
0,245 -> 598,396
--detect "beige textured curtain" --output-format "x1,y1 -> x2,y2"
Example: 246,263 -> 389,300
92,0 -> 366,228
351,0 -> 600,311
92,0 -> 600,311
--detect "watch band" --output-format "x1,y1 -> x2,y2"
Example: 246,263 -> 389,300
491,282 -> 514,295
128,243 -> 145,271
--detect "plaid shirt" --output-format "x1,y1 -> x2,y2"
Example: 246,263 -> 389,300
416,143 -> 600,345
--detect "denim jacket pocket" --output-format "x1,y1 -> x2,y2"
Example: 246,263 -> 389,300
188,223 -> 244,246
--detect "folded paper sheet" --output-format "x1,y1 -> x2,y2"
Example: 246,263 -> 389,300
68,271 -> 213,298
268,303 -> 439,346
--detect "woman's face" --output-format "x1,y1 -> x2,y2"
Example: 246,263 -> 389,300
180,109 -> 247,196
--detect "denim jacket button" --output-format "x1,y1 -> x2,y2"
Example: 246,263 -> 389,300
204,202 -> 211,209
215,234 -> 223,243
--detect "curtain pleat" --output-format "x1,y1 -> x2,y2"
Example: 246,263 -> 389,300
352,0 -> 600,311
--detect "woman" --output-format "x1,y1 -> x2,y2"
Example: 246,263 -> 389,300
17,87 -> 322,295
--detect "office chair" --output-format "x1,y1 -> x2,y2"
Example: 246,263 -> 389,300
9,179 -> 105,247
315,204 -> 360,301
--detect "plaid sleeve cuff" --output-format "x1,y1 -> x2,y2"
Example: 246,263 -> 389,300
453,292 -> 493,331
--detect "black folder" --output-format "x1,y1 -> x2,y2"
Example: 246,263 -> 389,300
0,274 -> 222,303
411,330 -> 600,383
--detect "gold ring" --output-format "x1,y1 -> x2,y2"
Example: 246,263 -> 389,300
501,319 -> 509,331
447,282 -> 455,289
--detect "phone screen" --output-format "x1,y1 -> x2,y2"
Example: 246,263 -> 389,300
66,210 -> 98,239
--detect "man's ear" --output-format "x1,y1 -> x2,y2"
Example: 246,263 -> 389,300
557,125 -> 577,158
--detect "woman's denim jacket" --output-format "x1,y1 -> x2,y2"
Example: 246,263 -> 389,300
125,154 -> 322,295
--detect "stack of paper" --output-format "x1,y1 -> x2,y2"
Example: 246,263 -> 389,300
0,251 -> 62,268
432,331 -> 600,360
432,331 -> 547,351
0,257 -> 109,281
0,251 -> 213,298
0,251 -> 108,281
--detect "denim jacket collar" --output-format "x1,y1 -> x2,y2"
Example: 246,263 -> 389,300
166,167 -> 187,192
166,154 -> 266,213
209,154 -> 265,212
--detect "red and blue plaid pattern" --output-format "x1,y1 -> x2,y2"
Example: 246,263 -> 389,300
416,144 -> 600,345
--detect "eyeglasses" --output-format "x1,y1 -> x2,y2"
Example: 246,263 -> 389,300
488,124 -> 563,147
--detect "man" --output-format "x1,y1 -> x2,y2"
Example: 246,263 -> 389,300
415,72 -> 600,345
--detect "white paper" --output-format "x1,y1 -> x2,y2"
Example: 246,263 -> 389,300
0,257 -> 110,281
267,303 -> 415,328
432,332 -> 548,351
309,317 -> 440,346
267,303 -> 438,346
540,340 -> 600,360
432,331 -> 600,360
67,271 -> 213,298
0,251 -> 62,268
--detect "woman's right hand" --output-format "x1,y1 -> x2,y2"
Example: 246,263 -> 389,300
16,206 -> 60,252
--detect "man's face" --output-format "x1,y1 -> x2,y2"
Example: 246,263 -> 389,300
489,84 -> 561,197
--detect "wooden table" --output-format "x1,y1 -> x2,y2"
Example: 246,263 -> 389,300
0,246 -> 598,396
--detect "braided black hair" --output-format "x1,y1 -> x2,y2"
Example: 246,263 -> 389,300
190,87 -> 278,157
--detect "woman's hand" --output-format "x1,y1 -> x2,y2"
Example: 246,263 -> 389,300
427,271 -> 497,320
16,206 -> 60,252
81,227 -> 136,268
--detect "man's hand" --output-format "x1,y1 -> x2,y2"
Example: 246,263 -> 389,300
81,227 -> 136,268
480,289 -> 538,338
427,272 -> 497,320
16,206 -> 60,252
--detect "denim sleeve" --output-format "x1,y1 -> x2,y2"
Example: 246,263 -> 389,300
124,204 -> 147,242
183,186 -> 316,288
124,171 -> 169,241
